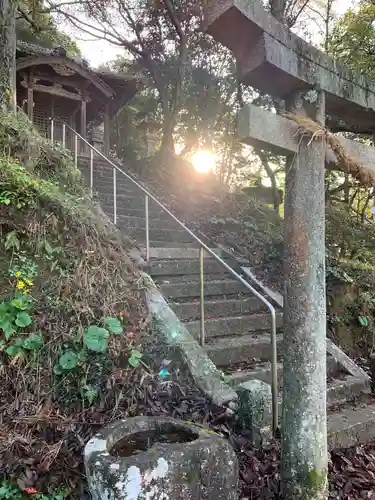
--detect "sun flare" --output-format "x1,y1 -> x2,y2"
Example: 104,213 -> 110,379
191,150 -> 216,173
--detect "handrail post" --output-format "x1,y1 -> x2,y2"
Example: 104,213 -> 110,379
74,135 -> 78,167
145,195 -> 150,261
113,167 -> 117,225
199,246 -> 205,346
62,123 -> 66,149
270,308 -> 278,435
90,148 -> 94,196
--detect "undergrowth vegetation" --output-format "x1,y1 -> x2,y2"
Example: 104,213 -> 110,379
0,112 -> 148,496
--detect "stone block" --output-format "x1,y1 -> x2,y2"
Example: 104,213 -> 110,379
85,416 -> 238,500
238,104 -> 298,156
236,379 -> 272,447
205,0 -> 375,132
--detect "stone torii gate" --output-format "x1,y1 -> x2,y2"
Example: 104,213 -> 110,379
204,1 -> 375,498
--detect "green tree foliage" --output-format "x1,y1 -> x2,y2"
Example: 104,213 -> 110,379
328,1 -> 375,77
16,0 -> 80,54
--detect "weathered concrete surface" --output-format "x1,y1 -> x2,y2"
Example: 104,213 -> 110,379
171,296 -> 263,321
326,339 -> 371,382
239,33 -> 314,99
85,416 -> 238,500
325,135 -> 375,174
239,103 -> 375,176
281,90 -> 328,498
206,333 -> 284,366
148,258 -> 232,276
143,272 -> 238,407
145,248 -> 223,260
204,0 -> 375,132
185,312 -> 283,339
327,376 -> 371,406
236,380 -> 272,446
327,404 -> 375,450
229,356 -> 338,387
238,104 -> 298,156
160,278 -> 250,300
241,266 -> 284,308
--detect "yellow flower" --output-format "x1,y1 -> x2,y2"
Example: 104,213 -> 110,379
22,290 -> 29,295
16,281 -> 25,290
15,271 -> 21,278
25,279 -> 33,286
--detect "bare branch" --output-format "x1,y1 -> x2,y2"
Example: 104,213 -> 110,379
163,0 -> 184,41
17,5 -> 42,31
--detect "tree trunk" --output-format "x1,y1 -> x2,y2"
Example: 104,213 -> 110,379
160,113 -> 176,158
270,0 -> 285,22
257,149 -> 280,211
361,190 -> 372,223
159,37 -> 187,160
282,90 -> 328,500
0,0 -> 16,112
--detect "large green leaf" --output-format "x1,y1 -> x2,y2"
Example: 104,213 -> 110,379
15,311 -> 32,328
0,313 -> 15,340
84,326 -> 109,353
0,302 -> 9,314
22,333 -> 44,351
59,350 -> 78,370
11,298 -> 28,310
103,317 -> 123,335
6,345 -> 23,357
128,349 -> 143,368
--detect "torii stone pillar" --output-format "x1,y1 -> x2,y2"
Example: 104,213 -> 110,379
205,0 -> 375,496
282,89 -> 327,498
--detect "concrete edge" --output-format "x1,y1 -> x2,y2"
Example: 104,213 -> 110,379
139,271 -> 238,408
326,339 -> 370,382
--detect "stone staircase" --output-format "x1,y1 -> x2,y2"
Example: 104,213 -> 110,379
78,154 -> 375,450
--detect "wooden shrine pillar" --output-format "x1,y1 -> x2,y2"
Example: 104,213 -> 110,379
27,70 -> 34,121
80,97 -> 87,153
104,101 -> 111,156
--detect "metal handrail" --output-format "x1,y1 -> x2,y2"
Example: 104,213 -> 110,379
50,119 -> 279,434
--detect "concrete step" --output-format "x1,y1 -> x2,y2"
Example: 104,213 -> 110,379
228,355 -> 339,386
79,168 -> 135,190
93,181 -> 138,196
205,333 -> 283,366
117,215 -> 180,231
170,297 -> 264,321
154,274 -> 229,284
116,208 -> 170,220
185,312 -> 283,339
148,258 -> 239,277
148,240 -> 199,248
125,228 -> 195,244
327,375 -> 371,406
146,248 -> 224,260
327,402 -> 375,450
99,195 -> 155,211
235,372 -> 368,409
99,203 -> 171,221
160,279 -> 252,300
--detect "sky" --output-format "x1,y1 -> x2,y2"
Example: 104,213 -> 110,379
68,0 -> 356,68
